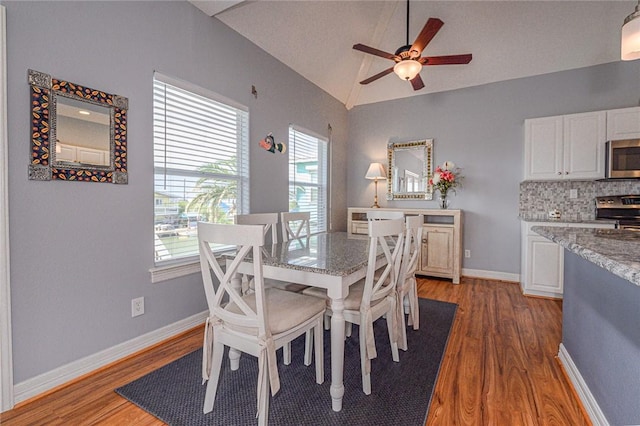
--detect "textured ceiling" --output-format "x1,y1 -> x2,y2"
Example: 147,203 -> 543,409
193,1 -> 636,109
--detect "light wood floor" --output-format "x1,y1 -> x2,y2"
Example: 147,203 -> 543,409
0,277 -> 589,425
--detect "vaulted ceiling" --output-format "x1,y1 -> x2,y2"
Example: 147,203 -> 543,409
191,1 -> 636,109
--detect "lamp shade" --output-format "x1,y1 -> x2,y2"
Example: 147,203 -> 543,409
393,60 -> 422,81
365,162 -> 386,180
622,2 -> 640,60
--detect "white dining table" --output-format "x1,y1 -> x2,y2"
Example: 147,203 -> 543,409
227,231 -> 386,412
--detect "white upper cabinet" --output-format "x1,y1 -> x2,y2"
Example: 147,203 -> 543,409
524,111 -> 606,180
524,116 -> 563,180
563,111 -> 606,179
606,106 -> 640,141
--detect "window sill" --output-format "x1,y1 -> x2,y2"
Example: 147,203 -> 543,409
150,260 -> 200,283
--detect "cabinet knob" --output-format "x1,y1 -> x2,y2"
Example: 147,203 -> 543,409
565,171 -> 569,175
557,172 -> 561,175
422,239 -> 428,244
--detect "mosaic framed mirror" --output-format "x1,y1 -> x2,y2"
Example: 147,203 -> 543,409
28,69 -> 128,183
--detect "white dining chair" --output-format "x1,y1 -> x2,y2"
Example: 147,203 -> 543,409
234,213 -> 311,366
198,222 -> 325,425
397,215 -> 424,351
281,211 -> 311,241
235,213 -> 307,290
235,213 -> 279,244
303,218 -> 404,395
366,210 -> 405,221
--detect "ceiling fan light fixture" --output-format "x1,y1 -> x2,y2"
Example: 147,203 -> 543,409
622,0 -> 640,60
394,60 -> 422,81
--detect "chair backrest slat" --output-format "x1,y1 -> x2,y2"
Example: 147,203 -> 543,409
366,210 -> 404,221
281,211 -> 311,241
235,213 -> 279,244
198,222 -> 269,334
399,215 -> 424,291
362,218 -> 405,307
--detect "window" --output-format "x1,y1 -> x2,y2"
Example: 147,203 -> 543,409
288,125 -> 328,234
153,73 -> 249,265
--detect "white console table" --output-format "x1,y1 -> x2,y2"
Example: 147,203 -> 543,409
347,207 -> 463,284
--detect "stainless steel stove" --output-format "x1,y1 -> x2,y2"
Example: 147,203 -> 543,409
595,195 -> 640,230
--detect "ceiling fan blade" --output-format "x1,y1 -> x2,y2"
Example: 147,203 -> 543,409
359,67 -> 395,85
409,18 -> 444,58
353,44 -> 399,61
410,74 -> 425,91
421,54 -> 473,65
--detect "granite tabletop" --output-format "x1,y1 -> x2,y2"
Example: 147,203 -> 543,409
532,226 -> 640,287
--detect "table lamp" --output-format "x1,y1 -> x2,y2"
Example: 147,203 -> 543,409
365,162 -> 386,208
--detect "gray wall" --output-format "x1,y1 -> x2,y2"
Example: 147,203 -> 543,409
4,1 -> 348,383
348,61 -> 640,276
564,251 -> 640,425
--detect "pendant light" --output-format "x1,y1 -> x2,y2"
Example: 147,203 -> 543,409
622,0 -> 640,60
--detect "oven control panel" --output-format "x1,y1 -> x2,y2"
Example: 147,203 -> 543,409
596,195 -> 640,224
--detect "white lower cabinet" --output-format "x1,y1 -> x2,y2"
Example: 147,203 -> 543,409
421,225 -> 454,277
520,221 -> 615,298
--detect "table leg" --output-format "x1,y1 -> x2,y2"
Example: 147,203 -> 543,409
330,297 -> 345,412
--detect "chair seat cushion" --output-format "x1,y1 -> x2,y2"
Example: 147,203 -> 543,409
225,288 -> 325,335
302,281 -> 387,311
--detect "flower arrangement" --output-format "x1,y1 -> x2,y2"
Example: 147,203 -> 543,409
429,161 -> 462,208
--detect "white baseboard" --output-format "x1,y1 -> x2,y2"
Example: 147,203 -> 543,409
13,311 -> 208,404
558,343 -> 609,426
462,268 -> 520,283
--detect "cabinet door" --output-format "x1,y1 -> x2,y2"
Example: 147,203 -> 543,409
524,116 -> 563,180
420,226 -> 454,275
77,147 -> 108,166
563,111 -> 606,179
351,221 -> 368,235
607,107 -> 640,140
526,235 -> 563,295
56,143 -> 76,162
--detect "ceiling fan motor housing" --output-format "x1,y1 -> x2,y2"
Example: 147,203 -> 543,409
394,45 -> 415,59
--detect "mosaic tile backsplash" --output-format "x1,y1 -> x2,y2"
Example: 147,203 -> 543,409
519,180 -> 640,221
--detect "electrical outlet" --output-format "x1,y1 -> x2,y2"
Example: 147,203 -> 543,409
569,189 -> 578,199
131,297 -> 144,317
464,249 -> 471,258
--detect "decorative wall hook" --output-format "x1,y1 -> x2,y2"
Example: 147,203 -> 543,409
251,85 -> 258,99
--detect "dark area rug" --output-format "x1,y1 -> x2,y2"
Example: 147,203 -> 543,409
116,298 -> 457,425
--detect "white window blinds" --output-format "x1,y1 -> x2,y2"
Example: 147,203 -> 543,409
153,73 -> 249,264
288,125 -> 328,234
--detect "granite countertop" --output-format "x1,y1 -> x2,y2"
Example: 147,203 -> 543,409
519,214 -> 616,225
532,226 -> 640,287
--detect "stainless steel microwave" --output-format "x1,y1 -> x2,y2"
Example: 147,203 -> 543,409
605,139 -> 640,178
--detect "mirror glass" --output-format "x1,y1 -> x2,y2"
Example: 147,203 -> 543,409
386,139 -> 433,200
28,69 -> 128,184
54,96 -> 111,167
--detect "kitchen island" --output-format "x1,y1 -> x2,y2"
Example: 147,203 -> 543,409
532,226 -> 640,426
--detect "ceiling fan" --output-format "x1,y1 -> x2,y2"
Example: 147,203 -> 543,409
353,1 -> 472,91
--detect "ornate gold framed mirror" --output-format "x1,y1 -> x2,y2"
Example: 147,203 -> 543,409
28,69 -> 128,183
386,139 -> 433,200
